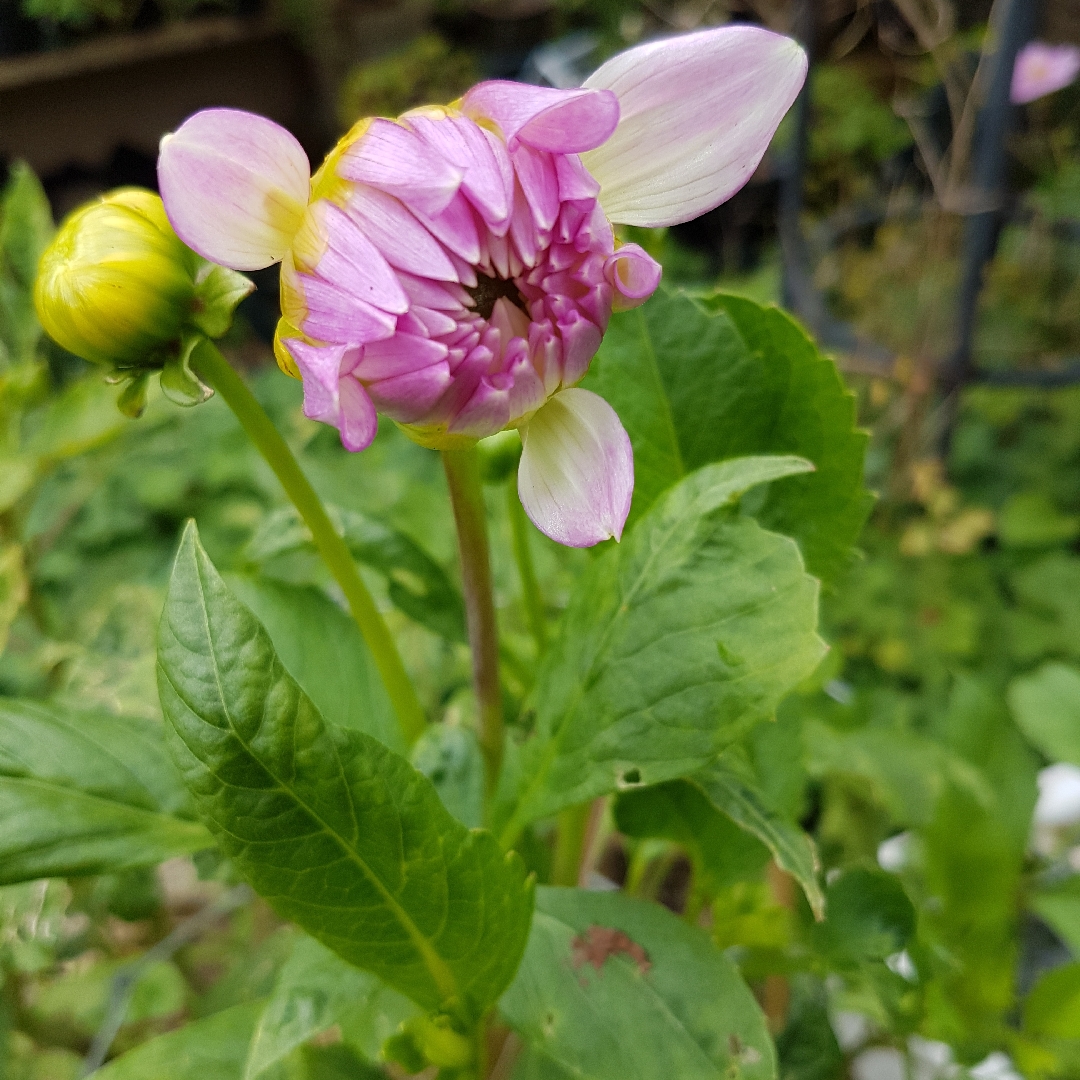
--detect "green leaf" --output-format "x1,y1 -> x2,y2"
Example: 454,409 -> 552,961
226,574 -> 403,754
0,699 -> 211,884
157,522 -> 534,1022
692,754 -> 824,918
0,543 -> 28,655
1008,662 -> 1080,765
499,887 -> 775,1080
1023,963 -> 1080,1039
0,162 -> 53,364
93,1000 -> 264,1080
26,375 -> 130,461
247,504 -> 465,642
811,867 -> 914,965
411,723 -> 485,828
583,289 -> 871,583
191,263 -> 256,339
244,933 -> 415,1079
499,457 -> 826,842
614,752 -> 824,918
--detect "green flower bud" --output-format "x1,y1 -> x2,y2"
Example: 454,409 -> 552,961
33,187 -> 253,414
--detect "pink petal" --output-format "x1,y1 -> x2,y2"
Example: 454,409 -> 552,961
582,26 -> 807,227
411,191 -> 482,265
367,362 -> 453,422
310,201 -> 409,314
337,376 -> 378,451
605,243 -> 662,310
354,333 -> 449,381
1011,42 -> 1080,104
338,118 -> 463,218
298,275 -> 397,345
286,338 -> 346,423
517,388 -> 634,548
462,81 -> 620,153
343,185 -> 458,282
158,108 -> 310,271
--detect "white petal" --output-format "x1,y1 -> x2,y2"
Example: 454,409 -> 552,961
517,388 -> 633,548
158,108 -> 310,271
582,25 -> 806,227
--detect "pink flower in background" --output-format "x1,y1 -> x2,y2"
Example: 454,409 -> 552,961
158,25 -> 806,547
1011,41 -> 1080,105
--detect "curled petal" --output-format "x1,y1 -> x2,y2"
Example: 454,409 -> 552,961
158,108 -> 310,270
337,377 -> 379,452
462,81 -> 620,154
605,243 -> 662,310
1011,41 -> 1080,104
518,388 -> 634,548
582,25 -> 807,227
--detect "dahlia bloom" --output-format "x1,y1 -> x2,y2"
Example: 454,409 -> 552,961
1011,41 -> 1080,105
158,26 -> 806,546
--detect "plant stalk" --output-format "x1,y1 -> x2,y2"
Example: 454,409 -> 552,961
506,476 -> 547,654
551,802 -> 591,886
192,340 -> 426,744
442,446 -> 504,796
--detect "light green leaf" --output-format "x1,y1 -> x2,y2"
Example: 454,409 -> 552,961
0,542 -> 28,655
27,376 -> 130,461
244,933 -> 416,1079
500,887 -> 775,1080
247,504 -> 465,642
0,162 -> 52,364
1023,963 -> 1080,1039
226,574 -> 403,754
1008,662 -> 1080,765
157,523 -> 534,1022
411,724 -> 485,828
191,263 -> 255,339
692,754 -> 824,917
0,456 -> 36,513
614,752 -> 824,918
0,699 -> 211,884
94,1000 -> 264,1080
583,290 -> 871,583
499,457 -> 826,842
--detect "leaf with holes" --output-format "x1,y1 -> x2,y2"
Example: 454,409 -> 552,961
583,289 -> 871,583
498,457 -> 826,844
157,522 -> 534,1023
499,887 -> 775,1080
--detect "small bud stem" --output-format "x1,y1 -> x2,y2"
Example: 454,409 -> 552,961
441,446 -> 504,798
506,476 -> 547,655
191,340 -> 426,745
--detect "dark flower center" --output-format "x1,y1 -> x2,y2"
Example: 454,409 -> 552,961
466,272 -> 529,320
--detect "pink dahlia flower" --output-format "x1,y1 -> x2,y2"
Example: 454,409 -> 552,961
1011,41 -> 1080,105
157,25 -> 806,547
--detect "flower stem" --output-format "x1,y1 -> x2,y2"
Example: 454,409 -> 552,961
192,340 -> 426,744
442,446 -> 503,796
506,477 -> 547,654
551,802 -> 590,886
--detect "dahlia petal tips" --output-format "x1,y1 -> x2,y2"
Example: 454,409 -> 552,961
581,25 -> 807,227
1011,41 -> 1080,105
461,81 -> 620,154
158,108 -> 310,271
518,388 -> 634,548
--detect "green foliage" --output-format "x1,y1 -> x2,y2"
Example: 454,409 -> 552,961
337,35 -> 478,129
498,456 -> 826,841
584,290 -> 872,583
1009,663 -> 1080,766
156,523 -> 534,1023
0,699 -> 211,883
500,887 -> 775,1080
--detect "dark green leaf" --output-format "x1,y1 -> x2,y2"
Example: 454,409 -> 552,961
0,699 -> 211,884
244,933 -> 415,1079
0,162 -> 52,364
157,523 -> 534,1022
499,457 -> 826,842
411,723 -> 485,828
246,504 -> 465,641
583,290 -> 871,582
93,1000 -> 264,1080
1008,662 -> 1080,766
1031,877 -> 1080,955
226,574 -> 403,754
499,887 -> 775,1080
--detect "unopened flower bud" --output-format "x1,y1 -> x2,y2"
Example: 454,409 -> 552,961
34,188 -> 253,415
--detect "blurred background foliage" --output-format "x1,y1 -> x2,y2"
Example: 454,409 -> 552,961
4,0 -> 1080,1078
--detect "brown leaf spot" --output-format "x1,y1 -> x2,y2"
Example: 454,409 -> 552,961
571,925 -> 651,974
